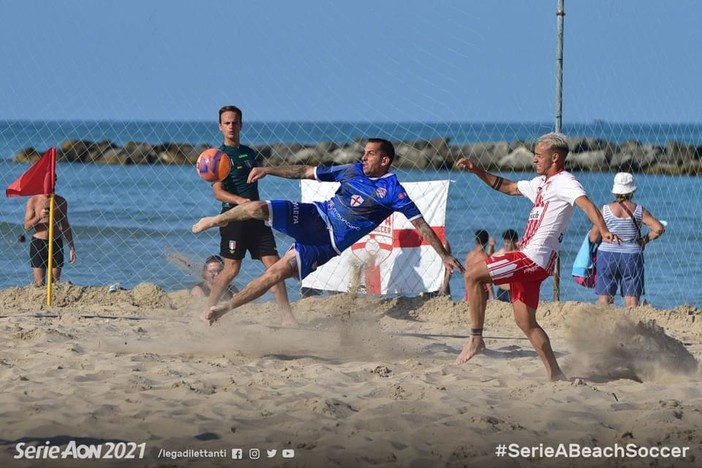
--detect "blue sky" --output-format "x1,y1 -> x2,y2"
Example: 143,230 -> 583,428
1,0 -> 700,123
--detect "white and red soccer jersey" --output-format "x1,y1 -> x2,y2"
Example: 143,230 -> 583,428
516,171 -> 586,274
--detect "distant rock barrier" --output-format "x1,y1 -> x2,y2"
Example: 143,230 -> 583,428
11,136 -> 702,174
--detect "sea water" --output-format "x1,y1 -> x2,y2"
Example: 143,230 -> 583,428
2,120 -> 702,158
0,121 -> 699,309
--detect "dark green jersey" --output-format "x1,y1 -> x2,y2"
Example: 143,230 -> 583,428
219,144 -> 260,208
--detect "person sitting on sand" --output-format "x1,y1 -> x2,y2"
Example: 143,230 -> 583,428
464,229 -> 495,301
190,255 -> 239,300
192,138 -> 464,325
492,229 -> 520,302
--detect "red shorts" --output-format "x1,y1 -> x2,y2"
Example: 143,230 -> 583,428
485,251 -> 549,309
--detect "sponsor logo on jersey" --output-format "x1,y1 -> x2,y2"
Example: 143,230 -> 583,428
528,207 -> 543,220
375,188 -> 387,198
291,202 -> 300,224
326,200 -> 360,231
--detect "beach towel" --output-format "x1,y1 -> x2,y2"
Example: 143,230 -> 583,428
572,234 -> 599,288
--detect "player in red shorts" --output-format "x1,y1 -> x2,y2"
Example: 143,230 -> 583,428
456,133 -> 620,381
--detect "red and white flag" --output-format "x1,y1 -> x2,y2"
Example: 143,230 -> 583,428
300,180 -> 450,295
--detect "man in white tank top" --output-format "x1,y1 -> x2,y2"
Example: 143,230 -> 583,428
456,133 -> 621,381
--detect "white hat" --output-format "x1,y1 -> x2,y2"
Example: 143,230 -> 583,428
612,172 -> 637,195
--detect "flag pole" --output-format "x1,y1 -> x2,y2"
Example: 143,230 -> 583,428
552,0 -> 566,302
46,194 -> 56,306
5,146 -> 58,306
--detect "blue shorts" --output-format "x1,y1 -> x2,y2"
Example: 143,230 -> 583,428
594,250 -> 644,298
267,200 -> 339,280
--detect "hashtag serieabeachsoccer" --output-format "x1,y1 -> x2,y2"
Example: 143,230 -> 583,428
495,443 -> 690,459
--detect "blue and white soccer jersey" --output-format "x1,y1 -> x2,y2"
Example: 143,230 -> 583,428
314,163 -> 422,252
267,163 -> 422,279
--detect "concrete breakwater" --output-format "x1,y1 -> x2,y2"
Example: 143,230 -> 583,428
10,136 -> 702,174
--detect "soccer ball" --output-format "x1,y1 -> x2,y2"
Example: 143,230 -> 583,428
196,148 -> 231,182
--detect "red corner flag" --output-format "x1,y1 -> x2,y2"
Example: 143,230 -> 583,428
5,148 -> 57,197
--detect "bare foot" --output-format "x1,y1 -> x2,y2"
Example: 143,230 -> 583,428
201,303 -> 229,325
192,216 -> 224,234
455,336 -> 486,365
280,314 -> 299,328
277,306 -> 299,328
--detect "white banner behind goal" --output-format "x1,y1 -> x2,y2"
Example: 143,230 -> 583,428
300,179 -> 449,295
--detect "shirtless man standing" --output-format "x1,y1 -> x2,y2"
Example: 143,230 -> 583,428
24,194 -> 76,286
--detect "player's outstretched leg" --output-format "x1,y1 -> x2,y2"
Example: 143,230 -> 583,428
193,201 -> 269,234
192,215 -> 226,233
202,249 -> 297,326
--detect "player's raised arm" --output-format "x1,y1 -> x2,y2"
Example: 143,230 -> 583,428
456,158 -> 520,196
247,165 -> 315,183
411,217 -> 465,273
575,195 -> 622,244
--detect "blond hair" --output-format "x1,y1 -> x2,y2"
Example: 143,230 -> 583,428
536,132 -> 569,157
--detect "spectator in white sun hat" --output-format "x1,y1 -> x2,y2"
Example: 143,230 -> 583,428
588,172 -> 666,307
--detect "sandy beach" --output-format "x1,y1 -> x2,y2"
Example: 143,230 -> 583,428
0,282 -> 700,467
